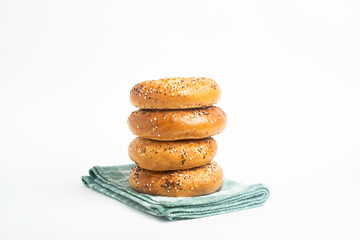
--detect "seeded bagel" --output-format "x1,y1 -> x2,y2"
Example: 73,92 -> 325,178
129,77 -> 221,109
128,137 -> 217,171
129,162 -> 223,197
127,106 -> 227,141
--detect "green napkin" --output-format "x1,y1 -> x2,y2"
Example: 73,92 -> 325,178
82,164 -> 269,220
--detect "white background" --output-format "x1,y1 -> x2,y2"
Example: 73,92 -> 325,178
1,0 -> 359,239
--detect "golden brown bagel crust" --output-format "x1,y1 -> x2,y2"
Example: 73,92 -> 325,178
130,77 -> 221,109
127,106 -> 227,141
129,162 -> 223,197
128,137 -> 217,171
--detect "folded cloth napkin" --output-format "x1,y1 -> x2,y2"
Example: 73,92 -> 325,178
82,164 -> 270,221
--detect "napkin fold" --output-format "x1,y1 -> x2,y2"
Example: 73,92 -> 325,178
82,164 -> 269,220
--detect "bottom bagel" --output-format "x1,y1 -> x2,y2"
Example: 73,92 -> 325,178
129,162 -> 224,197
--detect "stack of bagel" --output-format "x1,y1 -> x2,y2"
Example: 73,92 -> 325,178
127,77 -> 227,197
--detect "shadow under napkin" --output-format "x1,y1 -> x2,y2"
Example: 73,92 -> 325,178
82,164 -> 269,221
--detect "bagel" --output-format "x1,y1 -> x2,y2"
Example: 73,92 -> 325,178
128,137 -> 217,171
127,106 -> 227,141
129,162 -> 223,197
129,77 -> 221,109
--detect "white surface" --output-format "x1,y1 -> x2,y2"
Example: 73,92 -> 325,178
1,0 -> 360,239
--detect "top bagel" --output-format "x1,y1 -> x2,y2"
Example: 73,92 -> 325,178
130,77 -> 221,109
